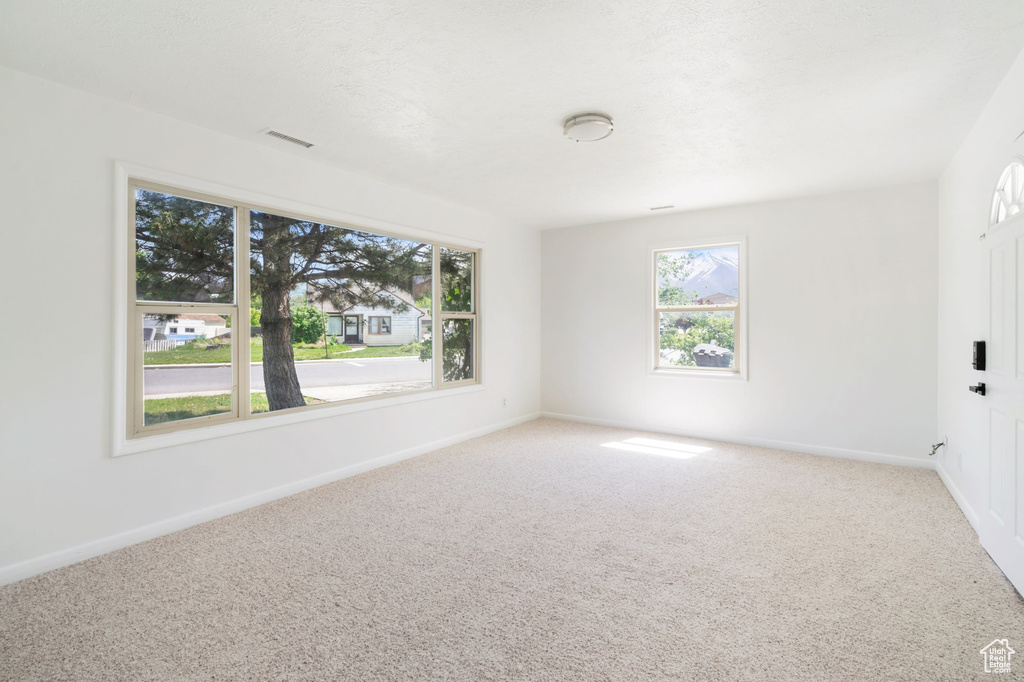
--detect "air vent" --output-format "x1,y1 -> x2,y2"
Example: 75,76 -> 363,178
649,205 -> 674,211
265,129 -> 314,148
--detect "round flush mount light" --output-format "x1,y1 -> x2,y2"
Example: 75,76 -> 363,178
563,113 -> 614,142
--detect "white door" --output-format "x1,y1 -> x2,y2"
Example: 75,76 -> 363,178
980,216 -> 1024,593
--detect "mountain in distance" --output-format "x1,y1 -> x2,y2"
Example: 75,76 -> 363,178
667,248 -> 739,299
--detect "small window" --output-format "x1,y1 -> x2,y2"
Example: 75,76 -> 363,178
653,244 -> 741,373
184,327 -> 195,333
368,316 -> 391,334
991,161 -> 1024,227
168,327 -> 178,334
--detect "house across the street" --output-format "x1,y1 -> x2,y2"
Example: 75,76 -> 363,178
143,314 -> 229,343
320,289 -> 426,346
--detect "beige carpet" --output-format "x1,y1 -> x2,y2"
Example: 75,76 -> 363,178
1,418 -> 1022,681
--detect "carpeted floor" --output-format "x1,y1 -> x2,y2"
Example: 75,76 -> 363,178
1,418 -> 1022,681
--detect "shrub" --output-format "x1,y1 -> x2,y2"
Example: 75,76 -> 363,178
660,314 -> 734,366
291,305 -> 325,344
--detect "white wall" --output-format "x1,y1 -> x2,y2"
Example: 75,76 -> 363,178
936,47 -> 1024,527
0,67 -> 541,582
542,182 -> 938,464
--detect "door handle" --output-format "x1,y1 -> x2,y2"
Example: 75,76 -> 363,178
969,383 -> 986,396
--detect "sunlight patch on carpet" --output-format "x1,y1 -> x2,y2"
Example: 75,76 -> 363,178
600,437 -> 711,459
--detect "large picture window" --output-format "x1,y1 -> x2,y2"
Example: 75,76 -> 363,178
126,180 -> 479,441
653,243 -> 741,373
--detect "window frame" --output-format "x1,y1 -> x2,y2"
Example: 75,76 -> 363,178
436,247 -> 478,387
116,164 -> 483,456
648,239 -> 747,380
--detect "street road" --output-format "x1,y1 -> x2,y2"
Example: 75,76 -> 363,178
144,357 -> 431,395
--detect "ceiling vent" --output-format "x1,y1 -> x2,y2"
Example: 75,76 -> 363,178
264,129 -> 314,148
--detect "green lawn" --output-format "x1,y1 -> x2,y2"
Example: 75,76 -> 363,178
144,392 -> 324,425
342,343 -> 423,358
144,340 -> 354,365
250,393 -> 324,413
144,339 -> 421,365
291,344 -> 356,361
144,341 -> 234,365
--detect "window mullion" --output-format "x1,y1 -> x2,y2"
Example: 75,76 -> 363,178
432,246 -> 441,388
134,302 -> 238,315
656,306 -> 738,314
237,206 -> 251,420
132,308 -> 145,436
127,186 -> 139,440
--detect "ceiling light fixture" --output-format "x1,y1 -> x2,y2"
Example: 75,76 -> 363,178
563,113 -> 614,142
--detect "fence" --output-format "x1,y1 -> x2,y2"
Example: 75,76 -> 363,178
142,339 -> 181,352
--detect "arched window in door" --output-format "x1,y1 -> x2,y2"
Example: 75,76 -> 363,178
990,161 -> 1024,227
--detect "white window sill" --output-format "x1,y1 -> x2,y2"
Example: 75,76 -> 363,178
647,367 -> 748,381
114,383 -> 484,458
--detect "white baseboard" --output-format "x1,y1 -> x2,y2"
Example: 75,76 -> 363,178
934,459 -> 982,537
0,412 -> 541,587
540,411 -> 936,470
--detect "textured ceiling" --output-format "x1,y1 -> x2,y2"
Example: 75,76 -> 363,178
2,1 -> 1023,229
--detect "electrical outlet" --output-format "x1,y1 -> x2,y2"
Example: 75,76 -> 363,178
502,397 -> 508,408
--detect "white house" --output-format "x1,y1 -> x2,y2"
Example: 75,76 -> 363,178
142,314 -> 229,343
321,290 -> 426,346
